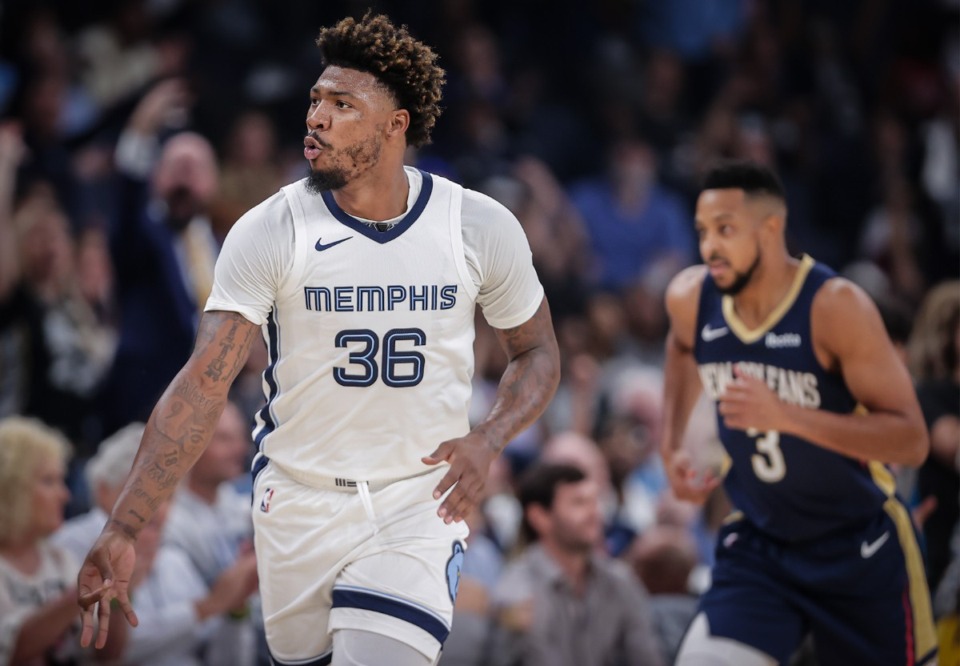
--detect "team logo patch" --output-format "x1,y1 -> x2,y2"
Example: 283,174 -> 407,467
260,487 -> 275,513
446,541 -> 465,603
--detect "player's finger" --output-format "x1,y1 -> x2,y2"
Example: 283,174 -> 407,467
78,572 -> 112,610
95,595 -> 112,649
448,491 -> 473,523
80,603 -> 97,648
422,440 -> 454,466
115,591 -> 139,627
438,483 -> 467,522
449,478 -> 482,521
90,549 -> 116,588
431,462 -> 461,500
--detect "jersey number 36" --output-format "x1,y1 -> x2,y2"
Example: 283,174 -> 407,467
334,328 -> 426,388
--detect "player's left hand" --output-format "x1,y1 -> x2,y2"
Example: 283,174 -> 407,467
422,432 -> 499,524
719,365 -> 786,432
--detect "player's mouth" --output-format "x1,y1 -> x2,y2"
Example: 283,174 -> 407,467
707,259 -> 729,277
304,136 -> 326,160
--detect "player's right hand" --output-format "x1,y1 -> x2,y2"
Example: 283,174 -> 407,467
664,449 -> 721,505
78,528 -> 139,649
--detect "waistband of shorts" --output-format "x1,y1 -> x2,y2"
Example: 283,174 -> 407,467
251,453 -> 440,492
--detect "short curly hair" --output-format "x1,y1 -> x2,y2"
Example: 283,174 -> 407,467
315,12 -> 445,148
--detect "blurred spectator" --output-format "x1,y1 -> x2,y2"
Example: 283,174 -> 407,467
74,0 -> 162,110
908,281 -> 960,594
99,79 -> 220,433
163,400 -> 260,665
0,123 -> 116,460
164,401 -> 252,584
540,430 -> 629,555
489,463 -> 663,666
0,416 -> 123,664
209,110 -> 284,242
53,421 -> 260,666
570,136 -> 694,292
628,524 -> 700,666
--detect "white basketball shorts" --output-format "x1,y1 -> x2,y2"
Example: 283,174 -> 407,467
251,456 -> 469,665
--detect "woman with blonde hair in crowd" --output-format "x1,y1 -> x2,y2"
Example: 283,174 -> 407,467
0,416 -> 123,664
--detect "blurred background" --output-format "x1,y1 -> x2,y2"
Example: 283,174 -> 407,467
0,0 -> 957,664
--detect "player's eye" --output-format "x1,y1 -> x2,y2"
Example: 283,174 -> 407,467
335,100 -> 351,109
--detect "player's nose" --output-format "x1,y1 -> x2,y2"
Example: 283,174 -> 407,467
306,105 -> 330,131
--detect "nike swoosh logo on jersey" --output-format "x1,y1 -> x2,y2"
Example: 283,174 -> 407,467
860,531 -> 890,558
315,236 -> 352,251
701,324 -> 729,342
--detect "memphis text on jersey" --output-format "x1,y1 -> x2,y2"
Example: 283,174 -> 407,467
303,284 -> 459,313
698,361 -> 822,409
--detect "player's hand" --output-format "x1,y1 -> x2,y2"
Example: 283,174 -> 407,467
663,449 -> 721,505
719,365 -> 786,432
78,527 -> 139,649
422,432 -> 499,524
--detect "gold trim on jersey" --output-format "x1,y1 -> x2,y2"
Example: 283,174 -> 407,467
722,254 -> 816,344
883,497 -> 938,660
722,510 -> 745,525
868,460 -> 897,498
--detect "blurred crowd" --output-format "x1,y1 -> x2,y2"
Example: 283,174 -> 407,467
0,0 -> 957,664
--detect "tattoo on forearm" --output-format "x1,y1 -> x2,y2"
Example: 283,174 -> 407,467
117,312 -> 258,533
146,462 -> 181,490
173,381 -> 220,418
132,486 -> 164,511
485,302 -> 560,450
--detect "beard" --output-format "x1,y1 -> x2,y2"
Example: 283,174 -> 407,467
305,167 -> 349,194
716,248 -> 761,295
303,131 -> 383,195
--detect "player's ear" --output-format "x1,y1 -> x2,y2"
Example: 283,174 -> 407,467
387,109 -> 410,139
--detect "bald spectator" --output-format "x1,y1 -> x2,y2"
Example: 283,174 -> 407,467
100,80 -> 221,433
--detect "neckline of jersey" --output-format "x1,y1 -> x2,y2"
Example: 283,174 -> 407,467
320,170 -> 434,244
721,253 -> 815,344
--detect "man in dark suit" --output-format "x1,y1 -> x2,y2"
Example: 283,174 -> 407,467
100,80 -> 220,433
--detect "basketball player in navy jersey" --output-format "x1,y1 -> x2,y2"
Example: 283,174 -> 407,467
77,13 -> 560,666
662,161 -> 936,665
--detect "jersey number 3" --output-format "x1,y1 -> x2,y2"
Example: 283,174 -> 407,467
334,328 -> 426,388
747,428 -> 786,483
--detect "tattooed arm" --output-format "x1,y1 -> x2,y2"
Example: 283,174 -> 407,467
77,310 -> 260,648
422,297 -> 560,523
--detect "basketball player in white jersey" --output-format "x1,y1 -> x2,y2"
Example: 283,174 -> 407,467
77,13 -> 560,666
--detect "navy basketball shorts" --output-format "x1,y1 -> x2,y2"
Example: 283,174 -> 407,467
699,499 -> 937,665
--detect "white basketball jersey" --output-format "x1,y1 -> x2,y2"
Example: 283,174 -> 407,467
246,171 -> 478,483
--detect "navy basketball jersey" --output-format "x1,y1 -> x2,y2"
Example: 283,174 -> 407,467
694,255 -> 895,542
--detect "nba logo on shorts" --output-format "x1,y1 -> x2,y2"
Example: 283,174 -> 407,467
260,487 -> 275,513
